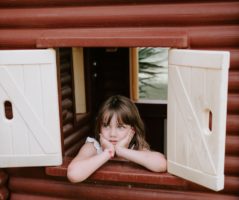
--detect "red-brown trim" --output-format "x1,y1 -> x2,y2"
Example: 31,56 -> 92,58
36,28 -> 188,48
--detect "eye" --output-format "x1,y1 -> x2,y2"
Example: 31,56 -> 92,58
102,123 -> 109,128
117,124 -> 126,129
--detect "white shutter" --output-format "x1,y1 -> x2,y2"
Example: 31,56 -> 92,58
0,49 -> 62,167
167,49 -> 229,191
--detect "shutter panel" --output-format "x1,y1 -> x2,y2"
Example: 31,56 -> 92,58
0,49 -> 62,167
167,49 -> 229,191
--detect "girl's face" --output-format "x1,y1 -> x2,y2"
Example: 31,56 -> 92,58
100,114 -> 134,145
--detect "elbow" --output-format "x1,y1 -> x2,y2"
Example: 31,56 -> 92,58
149,165 -> 166,173
67,166 -> 87,183
67,172 -> 79,183
154,160 -> 167,172
149,154 -> 167,173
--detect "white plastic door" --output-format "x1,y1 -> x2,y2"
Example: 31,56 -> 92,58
167,49 -> 229,191
0,49 -> 62,167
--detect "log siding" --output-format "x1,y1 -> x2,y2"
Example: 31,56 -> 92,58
1,0 -> 239,199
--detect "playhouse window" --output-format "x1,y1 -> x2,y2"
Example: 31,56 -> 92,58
0,47 -> 227,191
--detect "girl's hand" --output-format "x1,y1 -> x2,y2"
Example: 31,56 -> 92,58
115,131 -> 134,149
100,134 -> 115,158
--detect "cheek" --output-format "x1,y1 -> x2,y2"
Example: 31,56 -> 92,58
101,128 -> 109,139
118,130 -> 128,140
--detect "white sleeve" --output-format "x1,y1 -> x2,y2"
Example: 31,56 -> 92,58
85,137 -> 103,154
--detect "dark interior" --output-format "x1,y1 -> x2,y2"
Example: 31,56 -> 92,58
58,47 -> 166,158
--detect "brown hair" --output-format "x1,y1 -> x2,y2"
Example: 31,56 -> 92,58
95,95 -> 150,150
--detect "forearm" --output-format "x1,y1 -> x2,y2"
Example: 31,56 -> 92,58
116,147 -> 167,172
67,150 -> 111,183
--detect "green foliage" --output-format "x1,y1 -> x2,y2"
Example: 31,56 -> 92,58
138,47 -> 169,100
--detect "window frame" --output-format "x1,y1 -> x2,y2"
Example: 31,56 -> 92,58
38,31 -> 188,185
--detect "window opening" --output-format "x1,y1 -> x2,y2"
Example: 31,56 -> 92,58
58,47 -> 167,157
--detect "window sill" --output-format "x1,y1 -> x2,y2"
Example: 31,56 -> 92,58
45,157 -> 187,189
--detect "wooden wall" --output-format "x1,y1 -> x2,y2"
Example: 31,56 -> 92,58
0,0 -> 238,199
0,170 -> 8,200
58,48 -> 93,157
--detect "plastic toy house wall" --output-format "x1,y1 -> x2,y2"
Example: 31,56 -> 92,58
0,1 -> 238,200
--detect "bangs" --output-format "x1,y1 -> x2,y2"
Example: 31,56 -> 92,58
101,107 -> 130,126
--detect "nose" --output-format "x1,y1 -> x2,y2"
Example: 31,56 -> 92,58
109,127 -> 117,138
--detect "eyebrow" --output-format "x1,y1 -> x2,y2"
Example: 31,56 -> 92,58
101,118 -> 127,126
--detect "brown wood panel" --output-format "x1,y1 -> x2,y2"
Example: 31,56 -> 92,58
227,115 -> 239,135
62,124 -> 73,137
0,0 -> 238,199
189,26 -> 239,48
0,28 -> 189,49
11,193 -> 76,200
64,126 -> 90,149
60,73 -> 72,86
229,72 -> 239,93
0,0 -> 152,7
45,157 -> 239,194
226,135 -> 239,156
187,175 -> 239,195
1,0 -> 238,7
0,170 -> 9,200
0,2 -> 238,28
64,140 -> 85,157
225,156 -> 239,176
230,49 -> 239,71
227,94 -> 239,114
62,112 -> 73,126
0,26 -> 238,49
61,86 -> 72,99
75,113 -> 91,128
0,171 -> 8,187
61,99 -> 73,111
224,176 -> 239,194
9,176 -> 239,200
0,187 -> 9,200
37,32 -> 188,48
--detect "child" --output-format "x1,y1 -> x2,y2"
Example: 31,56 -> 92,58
67,95 -> 167,183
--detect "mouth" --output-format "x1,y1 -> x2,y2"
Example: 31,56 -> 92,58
110,140 -> 117,145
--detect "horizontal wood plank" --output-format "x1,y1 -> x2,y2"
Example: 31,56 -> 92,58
9,176 -> 239,200
0,2 -> 238,28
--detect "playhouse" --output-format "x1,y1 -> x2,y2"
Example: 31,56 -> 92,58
0,1 -> 238,199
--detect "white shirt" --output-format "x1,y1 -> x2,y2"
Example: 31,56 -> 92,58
85,137 -> 103,154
